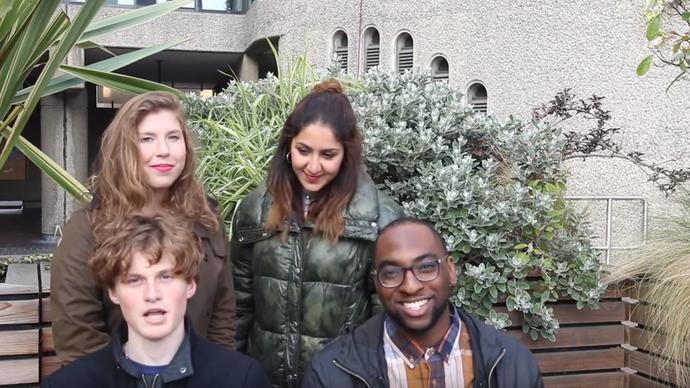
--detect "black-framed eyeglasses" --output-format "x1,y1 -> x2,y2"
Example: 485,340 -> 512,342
373,256 -> 449,288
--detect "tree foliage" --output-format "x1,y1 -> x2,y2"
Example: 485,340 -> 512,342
638,0 -> 690,89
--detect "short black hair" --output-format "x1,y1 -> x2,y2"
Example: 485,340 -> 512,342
376,217 -> 448,254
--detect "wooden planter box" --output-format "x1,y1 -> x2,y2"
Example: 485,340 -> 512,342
0,263 -> 58,386
0,264 -> 679,387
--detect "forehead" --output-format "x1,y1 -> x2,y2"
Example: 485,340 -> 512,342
127,251 -> 175,273
375,223 -> 443,265
292,122 -> 342,148
137,109 -> 181,133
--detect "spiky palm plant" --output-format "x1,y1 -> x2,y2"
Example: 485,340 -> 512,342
0,0 -> 189,202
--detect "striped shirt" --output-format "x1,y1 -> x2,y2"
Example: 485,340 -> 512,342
383,307 -> 474,388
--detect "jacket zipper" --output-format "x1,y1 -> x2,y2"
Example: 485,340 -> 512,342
486,348 -> 506,388
332,359 -> 372,388
288,222 -> 306,387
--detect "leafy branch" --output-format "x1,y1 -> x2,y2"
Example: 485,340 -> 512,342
533,88 -> 690,195
638,0 -> 690,90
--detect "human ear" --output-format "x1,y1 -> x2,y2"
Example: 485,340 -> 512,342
108,288 -> 121,305
186,279 -> 197,299
447,255 -> 458,286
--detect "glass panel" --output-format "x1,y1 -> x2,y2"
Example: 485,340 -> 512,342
201,0 -> 227,11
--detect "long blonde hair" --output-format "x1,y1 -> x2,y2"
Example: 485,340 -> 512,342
90,91 -> 218,239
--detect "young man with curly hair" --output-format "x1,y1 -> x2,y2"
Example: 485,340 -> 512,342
44,213 -> 269,388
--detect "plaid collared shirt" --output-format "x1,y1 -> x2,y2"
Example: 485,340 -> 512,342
383,306 -> 474,388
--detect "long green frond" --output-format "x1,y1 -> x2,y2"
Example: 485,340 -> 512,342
59,64 -> 184,97
12,39 -> 186,104
0,0 -> 105,168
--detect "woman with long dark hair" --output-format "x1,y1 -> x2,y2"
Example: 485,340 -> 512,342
232,79 -> 404,387
51,91 -> 236,364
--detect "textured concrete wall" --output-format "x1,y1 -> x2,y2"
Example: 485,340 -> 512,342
262,0 -> 690,261
66,4 -> 246,52
60,1 -> 689,258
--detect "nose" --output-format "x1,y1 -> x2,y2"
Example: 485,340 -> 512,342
155,137 -> 170,157
306,154 -> 320,173
399,269 -> 423,295
144,280 -> 162,302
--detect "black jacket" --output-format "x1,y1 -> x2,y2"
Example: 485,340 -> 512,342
42,321 -> 270,388
302,306 -> 544,388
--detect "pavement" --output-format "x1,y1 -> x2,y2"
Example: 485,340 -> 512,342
0,209 -> 57,257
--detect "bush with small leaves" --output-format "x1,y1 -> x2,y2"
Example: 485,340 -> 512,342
185,66 -> 604,341
353,69 -> 603,341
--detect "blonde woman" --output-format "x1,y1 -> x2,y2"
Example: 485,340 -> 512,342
51,91 -> 235,364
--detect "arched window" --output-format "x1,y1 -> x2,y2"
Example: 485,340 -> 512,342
467,82 -> 488,113
396,32 -> 413,74
430,56 -> 449,82
332,30 -> 348,73
363,27 -> 380,72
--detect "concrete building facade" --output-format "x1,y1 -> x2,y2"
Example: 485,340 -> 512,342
2,0 -> 688,261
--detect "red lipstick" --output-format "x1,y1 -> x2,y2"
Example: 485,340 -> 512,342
151,164 -> 173,173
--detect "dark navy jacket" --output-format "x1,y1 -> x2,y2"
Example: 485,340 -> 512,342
42,321 -> 270,388
302,306 -> 544,388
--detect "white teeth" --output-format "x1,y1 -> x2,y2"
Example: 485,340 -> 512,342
403,299 -> 429,311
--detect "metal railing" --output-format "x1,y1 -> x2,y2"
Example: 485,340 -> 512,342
565,195 -> 648,264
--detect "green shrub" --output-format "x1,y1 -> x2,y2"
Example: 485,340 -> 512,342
184,57 -> 317,222
353,69 -> 603,340
186,65 -> 604,341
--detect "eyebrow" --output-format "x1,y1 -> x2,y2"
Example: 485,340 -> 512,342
125,268 -> 175,277
376,251 -> 441,267
295,142 -> 340,153
138,129 -> 182,136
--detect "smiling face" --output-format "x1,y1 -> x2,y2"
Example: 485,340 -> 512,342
108,251 -> 196,344
374,222 -> 457,345
289,122 -> 345,193
137,109 -> 187,198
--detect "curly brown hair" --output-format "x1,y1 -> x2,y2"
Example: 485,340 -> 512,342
89,91 -> 218,241
89,212 -> 202,289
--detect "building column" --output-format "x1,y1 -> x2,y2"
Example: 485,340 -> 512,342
239,54 -> 259,82
40,89 -> 88,237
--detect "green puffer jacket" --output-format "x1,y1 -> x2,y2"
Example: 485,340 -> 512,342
231,172 -> 404,388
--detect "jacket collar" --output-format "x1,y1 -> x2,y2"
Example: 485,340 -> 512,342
238,170 -> 383,241
335,304 -> 506,387
112,317 -> 195,383
333,313 -> 389,388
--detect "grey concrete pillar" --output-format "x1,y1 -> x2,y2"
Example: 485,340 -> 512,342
239,54 -> 259,82
40,89 -> 88,236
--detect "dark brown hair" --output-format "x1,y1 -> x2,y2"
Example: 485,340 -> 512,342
90,91 -> 218,242
89,212 -> 202,289
266,79 -> 362,241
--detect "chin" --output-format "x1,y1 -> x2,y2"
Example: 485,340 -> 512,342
141,330 -> 173,342
390,313 -> 434,334
300,181 -> 326,193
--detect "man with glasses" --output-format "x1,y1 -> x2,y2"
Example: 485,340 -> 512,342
302,218 -> 543,388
